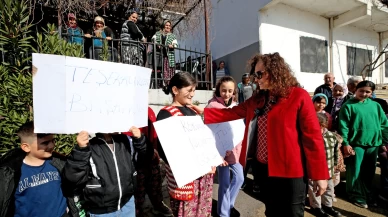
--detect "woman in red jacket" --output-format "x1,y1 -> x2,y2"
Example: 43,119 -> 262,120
197,53 -> 329,217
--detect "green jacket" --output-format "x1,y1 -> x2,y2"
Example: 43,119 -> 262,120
338,98 -> 388,147
152,31 -> 178,67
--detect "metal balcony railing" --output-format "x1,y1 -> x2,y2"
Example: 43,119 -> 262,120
61,33 -> 213,90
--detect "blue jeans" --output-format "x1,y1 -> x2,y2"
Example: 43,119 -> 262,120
89,196 -> 135,217
217,163 -> 244,217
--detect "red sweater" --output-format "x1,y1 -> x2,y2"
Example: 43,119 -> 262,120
204,87 -> 329,180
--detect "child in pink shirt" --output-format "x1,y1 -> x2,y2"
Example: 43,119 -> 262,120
206,76 -> 244,217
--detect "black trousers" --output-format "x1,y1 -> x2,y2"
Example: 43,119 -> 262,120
255,161 -> 307,217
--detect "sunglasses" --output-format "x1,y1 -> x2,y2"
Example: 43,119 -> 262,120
252,71 -> 264,79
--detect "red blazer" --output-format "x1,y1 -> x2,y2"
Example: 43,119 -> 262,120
204,87 -> 329,180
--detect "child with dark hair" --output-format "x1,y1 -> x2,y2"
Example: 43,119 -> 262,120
63,126 -> 147,217
338,80 -> 388,208
312,93 -> 333,131
207,76 -> 244,217
0,121 -> 80,217
157,72 -> 216,217
308,113 -> 342,217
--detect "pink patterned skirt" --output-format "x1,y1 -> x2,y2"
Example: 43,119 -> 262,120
170,174 -> 214,217
163,57 -> 175,86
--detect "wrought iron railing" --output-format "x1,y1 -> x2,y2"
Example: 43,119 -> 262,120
61,33 -> 213,90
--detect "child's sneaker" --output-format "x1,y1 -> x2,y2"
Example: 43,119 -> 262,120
322,205 -> 342,217
353,202 -> 368,209
311,208 -> 330,217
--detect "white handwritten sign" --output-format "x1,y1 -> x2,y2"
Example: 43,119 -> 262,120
206,119 -> 245,157
32,53 -> 151,134
153,116 -> 223,187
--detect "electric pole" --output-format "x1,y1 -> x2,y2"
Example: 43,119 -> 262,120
204,0 -> 211,89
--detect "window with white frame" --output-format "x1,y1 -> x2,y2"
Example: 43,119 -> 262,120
299,36 -> 328,73
347,46 -> 372,76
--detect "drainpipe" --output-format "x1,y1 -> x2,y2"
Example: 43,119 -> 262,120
329,17 -> 334,73
379,32 -> 384,85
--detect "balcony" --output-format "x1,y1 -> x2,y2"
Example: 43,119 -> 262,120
60,33 -> 213,90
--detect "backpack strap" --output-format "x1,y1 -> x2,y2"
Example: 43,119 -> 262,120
162,105 -> 198,116
161,106 -> 184,116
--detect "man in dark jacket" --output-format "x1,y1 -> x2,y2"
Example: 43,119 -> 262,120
314,73 -> 336,113
0,121 -> 82,217
63,127 -> 146,217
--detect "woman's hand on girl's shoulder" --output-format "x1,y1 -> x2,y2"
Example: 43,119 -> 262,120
188,104 -> 204,114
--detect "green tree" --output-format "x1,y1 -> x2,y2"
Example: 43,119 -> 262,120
0,0 -> 84,155
0,0 -> 34,154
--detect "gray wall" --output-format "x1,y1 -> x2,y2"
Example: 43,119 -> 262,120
214,41 -> 260,82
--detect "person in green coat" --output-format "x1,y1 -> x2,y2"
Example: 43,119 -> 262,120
151,20 -> 178,87
338,80 -> 388,209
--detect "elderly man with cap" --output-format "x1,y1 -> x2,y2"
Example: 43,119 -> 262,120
314,73 -> 336,113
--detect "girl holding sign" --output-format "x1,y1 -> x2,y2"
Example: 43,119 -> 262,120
157,72 -> 216,217
206,76 -> 244,217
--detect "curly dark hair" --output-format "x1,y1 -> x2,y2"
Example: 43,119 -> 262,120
249,52 -> 299,98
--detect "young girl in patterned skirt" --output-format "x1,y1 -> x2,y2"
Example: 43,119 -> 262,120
156,72 -> 216,217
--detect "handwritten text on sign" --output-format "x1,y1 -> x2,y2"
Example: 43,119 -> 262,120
206,119 -> 245,157
153,116 -> 223,187
32,53 -> 151,134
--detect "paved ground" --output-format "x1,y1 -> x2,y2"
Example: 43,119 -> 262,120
142,164 -> 388,217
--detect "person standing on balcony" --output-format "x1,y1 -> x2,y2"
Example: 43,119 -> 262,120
85,16 -> 114,48
151,20 -> 178,87
63,13 -> 84,46
121,10 -> 146,66
214,61 -> 231,87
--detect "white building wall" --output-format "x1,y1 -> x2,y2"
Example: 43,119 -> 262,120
260,3 -> 384,92
178,1 -> 387,91
260,3 -> 330,92
178,0 -> 271,59
332,26 -> 379,85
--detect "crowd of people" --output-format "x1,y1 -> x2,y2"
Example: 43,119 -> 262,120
63,11 -> 179,88
1,44 -> 388,217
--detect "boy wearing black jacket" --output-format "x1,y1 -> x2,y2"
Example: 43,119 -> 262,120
63,127 -> 146,217
0,121 -> 81,217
